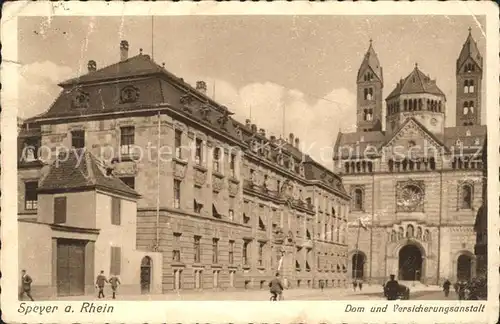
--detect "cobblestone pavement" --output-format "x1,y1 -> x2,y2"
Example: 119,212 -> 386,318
39,285 -> 444,301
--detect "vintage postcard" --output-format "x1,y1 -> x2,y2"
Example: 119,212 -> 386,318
1,1 -> 499,323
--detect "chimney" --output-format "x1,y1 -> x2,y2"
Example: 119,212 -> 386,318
245,119 -> 251,127
259,128 -> 266,137
87,60 -> 96,73
289,133 -> 294,144
295,137 -> 300,148
251,124 -> 257,133
270,135 -> 276,143
196,81 -> 207,94
120,40 -> 129,61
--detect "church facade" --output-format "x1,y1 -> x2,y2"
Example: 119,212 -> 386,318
333,29 -> 486,285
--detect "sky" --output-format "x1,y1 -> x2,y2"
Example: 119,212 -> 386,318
16,15 -> 486,167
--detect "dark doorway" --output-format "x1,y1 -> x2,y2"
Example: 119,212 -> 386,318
398,244 -> 423,281
352,253 -> 365,279
457,254 -> 472,281
140,256 -> 152,294
57,239 -> 86,296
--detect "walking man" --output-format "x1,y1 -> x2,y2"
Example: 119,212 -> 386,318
109,273 -> 121,299
96,270 -> 108,299
352,280 -> 358,291
442,279 -> 451,298
358,280 -> 363,291
19,270 -> 34,301
319,280 -> 325,292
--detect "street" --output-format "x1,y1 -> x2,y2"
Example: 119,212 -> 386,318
45,286 -> 450,301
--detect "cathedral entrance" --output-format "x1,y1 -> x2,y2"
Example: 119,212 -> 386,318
457,254 -> 472,281
398,244 -> 423,281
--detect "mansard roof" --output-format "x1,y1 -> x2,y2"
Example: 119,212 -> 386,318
386,64 -> 445,100
457,28 -> 483,71
357,40 -> 383,84
38,148 -> 140,199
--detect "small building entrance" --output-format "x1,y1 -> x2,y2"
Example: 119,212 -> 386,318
56,239 -> 86,296
140,256 -> 152,294
398,244 -> 423,281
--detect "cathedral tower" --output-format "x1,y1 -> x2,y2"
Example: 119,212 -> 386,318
356,40 -> 383,132
456,28 -> 483,126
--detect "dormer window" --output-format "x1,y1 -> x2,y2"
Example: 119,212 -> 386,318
474,138 -> 480,145
455,139 -> 462,147
465,130 -> 472,137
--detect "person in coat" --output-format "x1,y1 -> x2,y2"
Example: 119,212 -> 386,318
109,274 -> 121,299
384,274 -> 400,300
19,270 -> 34,301
95,270 -> 108,299
268,272 -> 284,301
442,279 -> 451,297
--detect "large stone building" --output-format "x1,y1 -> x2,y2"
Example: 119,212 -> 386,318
333,30 -> 486,285
15,40 -> 350,297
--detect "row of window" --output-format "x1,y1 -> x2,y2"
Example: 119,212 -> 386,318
172,271 -> 348,290
463,80 -> 476,93
350,183 -> 474,211
173,269 -> 234,290
462,101 -> 476,115
387,98 -> 443,115
342,157 -> 481,174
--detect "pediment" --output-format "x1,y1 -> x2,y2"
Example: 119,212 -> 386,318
381,118 -> 446,157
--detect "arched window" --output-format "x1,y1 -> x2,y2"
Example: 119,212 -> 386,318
463,102 -> 469,115
416,227 -> 422,240
364,88 -> 368,100
404,100 -> 408,111
406,225 -> 414,238
429,157 -> 436,170
464,80 -> 469,93
344,162 -> 350,173
398,227 -> 405,240
438,101 -> 442,112
424,229 -> 431,242
409,99 -> 413,111
367,161 -> 373,173
353,188 -> 364,211
388,159 -> 394,172
402,159 -> 408,171
461,184 -> 473,209
427,99 -> 430,110
391,230 -> 397,242
361,161 -> 367,173
469,101 -> 474,113
418,99 -> 422,110
469,80 -> 474,93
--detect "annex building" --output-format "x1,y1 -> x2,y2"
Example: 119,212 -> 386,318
333,29 -> 486,285
14,40 -> 350,297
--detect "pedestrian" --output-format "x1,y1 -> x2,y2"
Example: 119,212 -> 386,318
319,280 -> 324,292
109,273 -> 121,299
358,280 -> 363,291
268,272 -> 284,301
19,270 -> 34,301
384,274 -> 399,300
442,279 -> 451,298
352,280 -> 358,291
457,281 -> 466,300
96,270 -> 108,299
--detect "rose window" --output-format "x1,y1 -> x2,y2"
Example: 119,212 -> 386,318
397,184 -> 424,212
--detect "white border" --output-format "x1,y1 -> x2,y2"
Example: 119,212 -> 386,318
1,1 -> 499,323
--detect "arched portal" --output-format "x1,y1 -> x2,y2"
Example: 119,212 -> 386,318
398,244 -> 423,281
352,253 -> 365,279
140,256 -> 152,294
457,254 -> 472,281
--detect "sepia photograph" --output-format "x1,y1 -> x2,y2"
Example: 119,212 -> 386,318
1,2 -> 498,323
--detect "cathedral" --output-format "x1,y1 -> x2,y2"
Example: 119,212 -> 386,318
333,29 -> 486,285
